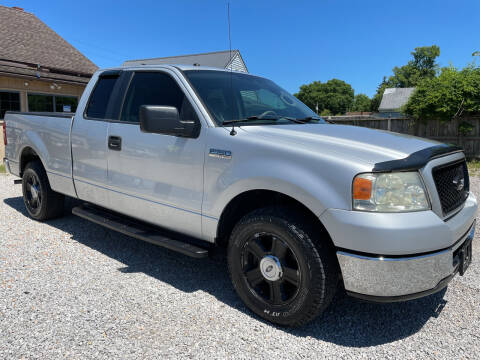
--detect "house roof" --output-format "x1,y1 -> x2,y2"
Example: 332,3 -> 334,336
379,87 -> 416,112
123,50 -> 246,70
0,6 -> 97,80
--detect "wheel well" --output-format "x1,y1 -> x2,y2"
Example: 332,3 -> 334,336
216,190 -> 331,248
20,147 -> 41,176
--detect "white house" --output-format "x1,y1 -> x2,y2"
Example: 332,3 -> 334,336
123,50 -> 248,73
378,87 -> 416,117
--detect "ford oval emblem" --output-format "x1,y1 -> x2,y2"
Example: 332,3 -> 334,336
452,174 -> 465,191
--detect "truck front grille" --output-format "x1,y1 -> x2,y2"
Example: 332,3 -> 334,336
432,160 -> 469,215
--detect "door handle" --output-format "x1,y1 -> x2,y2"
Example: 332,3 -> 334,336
108,136 -> 122,151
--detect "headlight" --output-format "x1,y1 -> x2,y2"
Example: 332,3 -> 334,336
352,172 -> 430,212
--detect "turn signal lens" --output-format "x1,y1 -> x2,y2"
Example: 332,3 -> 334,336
353,177 -> 372,200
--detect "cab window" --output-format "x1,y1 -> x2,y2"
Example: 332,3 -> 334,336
86,74 -> 119,119
121,72 -> 198,124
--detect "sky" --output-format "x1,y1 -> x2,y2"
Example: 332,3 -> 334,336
3,0 -> 480,97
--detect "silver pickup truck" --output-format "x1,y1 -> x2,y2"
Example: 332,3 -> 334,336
3,65 -> 477,327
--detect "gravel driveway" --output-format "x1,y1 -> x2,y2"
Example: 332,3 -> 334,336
1,174 -> 479,359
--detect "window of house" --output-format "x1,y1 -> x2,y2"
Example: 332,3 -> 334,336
55,96 -> 78,112
0,91 -> 21,119
121,72 -> 198,123
28,94 -> 78,113
28,94 -> 54,112
85,75 -> 119,119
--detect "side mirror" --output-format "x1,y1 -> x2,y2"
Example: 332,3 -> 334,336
139,105 -> 197,137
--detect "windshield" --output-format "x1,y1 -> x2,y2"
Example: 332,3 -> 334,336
184,70 -> 325,126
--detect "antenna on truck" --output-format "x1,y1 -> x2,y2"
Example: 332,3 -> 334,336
227,2 -> 236,136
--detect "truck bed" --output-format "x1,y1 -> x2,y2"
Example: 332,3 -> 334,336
4,111 -> 76,197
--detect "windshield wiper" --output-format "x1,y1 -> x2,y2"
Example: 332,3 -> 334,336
294,116 -> 323,123
222,116 -> 264,125
293,116 -> 334,124
223,116 -> 306,126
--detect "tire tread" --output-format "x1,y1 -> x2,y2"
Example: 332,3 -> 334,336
23,160 -> 65,221
227,207 -> 338,327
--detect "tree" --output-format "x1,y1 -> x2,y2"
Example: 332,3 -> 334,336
351,94 -> 371,112
404,65 -> 480,121
294,79 -> 354,115
320,109 -> 332,116
294,80 -> 322,112
370,77 -> 388,111
371,45 -> 441,111
389,45 -> 440,87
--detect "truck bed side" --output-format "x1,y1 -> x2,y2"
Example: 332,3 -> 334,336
4,111 -> 77,197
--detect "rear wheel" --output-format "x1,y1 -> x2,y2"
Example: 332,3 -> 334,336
22,160 -> 65,221
227,207 -> 338,327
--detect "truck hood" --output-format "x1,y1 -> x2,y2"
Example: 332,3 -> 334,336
240,124 -> 442,167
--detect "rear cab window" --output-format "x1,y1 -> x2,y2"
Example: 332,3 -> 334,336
85,71 -> 121,119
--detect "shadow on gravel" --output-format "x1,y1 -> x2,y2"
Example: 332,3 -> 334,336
4,195 -> 448,347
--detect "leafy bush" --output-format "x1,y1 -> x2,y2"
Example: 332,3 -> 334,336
404,65 -> 480,121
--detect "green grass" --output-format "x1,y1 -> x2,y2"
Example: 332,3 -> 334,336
0,164 -> 5,173
467,160 -> 480,176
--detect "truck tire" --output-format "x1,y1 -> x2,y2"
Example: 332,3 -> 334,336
227,207 -> 338,327
22,160 -> 65,221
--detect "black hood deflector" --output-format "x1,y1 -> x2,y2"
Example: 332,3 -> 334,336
372,144 -> 464,172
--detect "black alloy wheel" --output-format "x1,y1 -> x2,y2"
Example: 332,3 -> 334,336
241,232 -> 301,306
228,207 -> 339,327
22,160 -> 65,221
24,171 -> 42,216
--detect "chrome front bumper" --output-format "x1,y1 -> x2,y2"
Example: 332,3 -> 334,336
337,221 -> 475,301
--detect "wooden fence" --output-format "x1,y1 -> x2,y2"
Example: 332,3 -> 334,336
327,115 -> 480,159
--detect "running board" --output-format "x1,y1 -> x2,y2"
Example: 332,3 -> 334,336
71,204 -> 209,258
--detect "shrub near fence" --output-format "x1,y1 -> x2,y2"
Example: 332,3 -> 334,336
327,115 -> 480,159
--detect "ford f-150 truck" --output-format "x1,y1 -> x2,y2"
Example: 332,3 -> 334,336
3,65 -> 477,327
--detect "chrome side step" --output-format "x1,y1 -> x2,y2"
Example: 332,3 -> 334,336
72,204 -> 209,258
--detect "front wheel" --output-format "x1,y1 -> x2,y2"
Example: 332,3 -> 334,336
22,160 -> 65,221
227,207 -> 339,327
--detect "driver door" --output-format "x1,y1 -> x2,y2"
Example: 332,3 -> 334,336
106,70 -> 206,237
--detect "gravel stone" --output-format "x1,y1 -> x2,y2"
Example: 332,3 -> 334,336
0,173 -> 478,359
